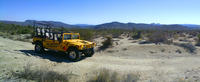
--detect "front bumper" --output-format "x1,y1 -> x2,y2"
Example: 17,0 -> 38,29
78,44 -> 95,50
80,48 -> 94,53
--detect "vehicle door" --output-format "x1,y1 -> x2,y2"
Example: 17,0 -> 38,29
50,34 -> 64,51
43,33 -> 60,50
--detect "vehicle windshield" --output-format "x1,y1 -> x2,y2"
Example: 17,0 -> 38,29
64,34 -> 79,40
72,34 -> 80,39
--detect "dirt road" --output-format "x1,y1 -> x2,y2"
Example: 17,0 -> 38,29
1,37 -> 200,82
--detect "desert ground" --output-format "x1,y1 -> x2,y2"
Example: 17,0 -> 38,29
1,36 -> 200,82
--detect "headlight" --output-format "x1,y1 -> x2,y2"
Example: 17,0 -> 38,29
93,43 -> 96,46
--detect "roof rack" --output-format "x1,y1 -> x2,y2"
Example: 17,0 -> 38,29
33,22 -> 74,40
33,22 -> 62,38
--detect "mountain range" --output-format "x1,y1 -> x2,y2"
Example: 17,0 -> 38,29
0,20 -> 200,30
0,20 -> 76,28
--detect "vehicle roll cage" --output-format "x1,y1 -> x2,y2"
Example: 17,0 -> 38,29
33,22 -> 64,41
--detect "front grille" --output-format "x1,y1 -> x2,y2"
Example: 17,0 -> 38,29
86,45 -> 92,48
87,45 -> 90,48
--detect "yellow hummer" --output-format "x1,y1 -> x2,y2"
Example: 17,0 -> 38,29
32,24 -> 96,61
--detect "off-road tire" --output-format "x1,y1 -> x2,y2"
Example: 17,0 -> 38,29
68,48 -> 81,62
35,43 -> 44,53
85,48 -> 94,57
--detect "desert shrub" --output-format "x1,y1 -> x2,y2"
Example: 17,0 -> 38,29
138,41 -> 152,44
176,49 -> 182,54
198,33 -> 200,39
0,23 -> 34,35
123,73 -> 140,82
89,69 -> 115,82
195,34 -> 200,46
109,29 -> 124,38
89,69 -> 139,82
11,64 -> 70,82
0,23 -> 35,42
148,31 -> 171,44
70,29 -> 131,40
173,34 -> 179,39
175,43 -> 196,53
99,36 -> 113,50
78,29 -> 95,41
95,29 -> 129,38
132,30 -> 142,39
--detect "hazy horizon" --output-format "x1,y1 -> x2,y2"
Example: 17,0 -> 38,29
0,0 -> 200,25
1,19 -> 200,26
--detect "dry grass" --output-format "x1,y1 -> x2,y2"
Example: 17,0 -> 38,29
10,65 -> 139,82
10,64 -> 70,82
89,69 -> 140,82
177,78 -> 193,82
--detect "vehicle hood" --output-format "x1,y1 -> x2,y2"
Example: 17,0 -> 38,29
63,39 -> 94,45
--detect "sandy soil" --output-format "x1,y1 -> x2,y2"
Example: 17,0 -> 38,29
1,36 -> 200,82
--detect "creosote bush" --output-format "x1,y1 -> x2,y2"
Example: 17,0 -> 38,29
99,36 -> 113,50
148,31 -> 171,44
132,30 -> 142,39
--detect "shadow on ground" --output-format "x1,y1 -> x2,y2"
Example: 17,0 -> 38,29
19,50 -> 86,63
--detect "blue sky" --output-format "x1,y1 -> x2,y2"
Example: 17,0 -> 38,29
0,0 -> 200,24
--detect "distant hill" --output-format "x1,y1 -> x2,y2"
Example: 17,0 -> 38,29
180,24 -> 200,29
74,24 -> 94,28
1,20 -> 200,30
0,20 -> 77,28
94,22 -> 192,30
74,24 -> 94,27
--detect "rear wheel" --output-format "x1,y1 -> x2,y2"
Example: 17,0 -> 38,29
68,48 -> 81,62
85,48 -> 94,57
35,43 -> 44,53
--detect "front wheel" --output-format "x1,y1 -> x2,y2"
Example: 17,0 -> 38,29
35,43 -> 44,53
68,48 -> 81,62
85,48 -> 94,57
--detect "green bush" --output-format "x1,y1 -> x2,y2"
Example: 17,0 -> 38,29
78,29 -> 95,41
132,30 -> 142,39
0,23 -> 34,35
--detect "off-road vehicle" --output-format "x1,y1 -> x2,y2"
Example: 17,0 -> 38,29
32,23 -> 96,61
